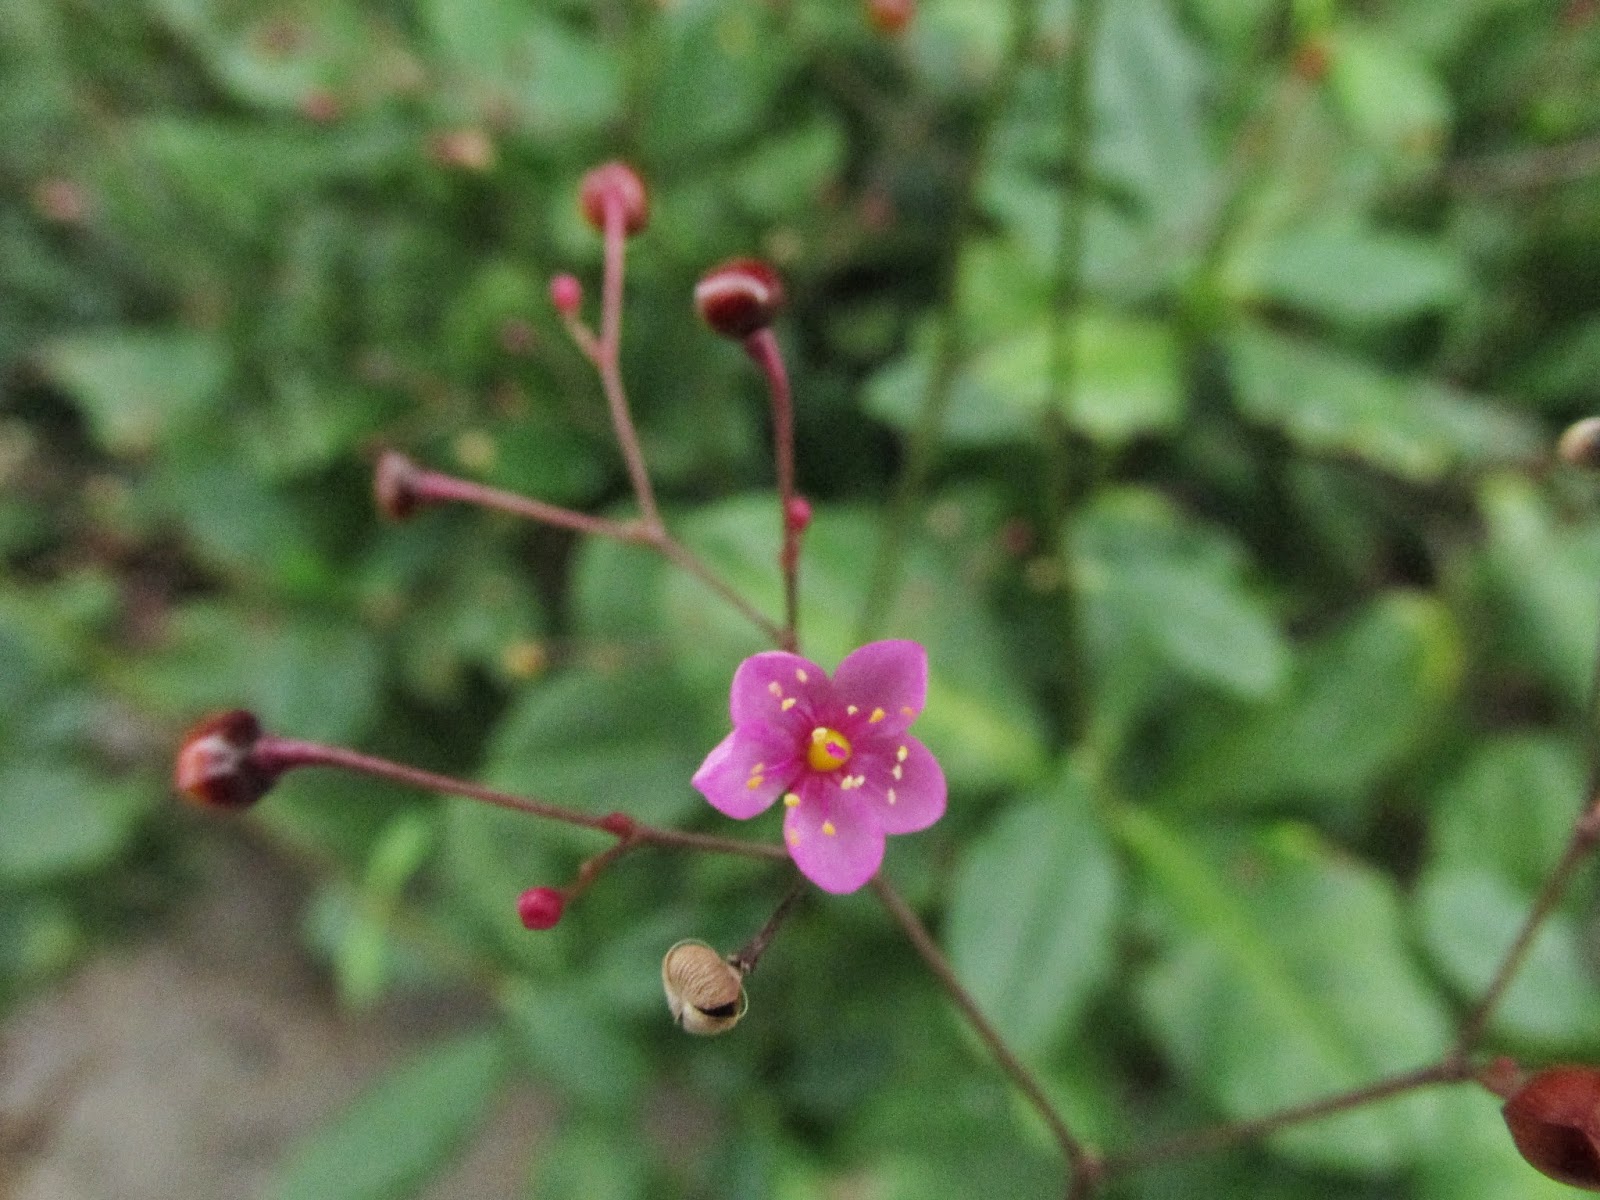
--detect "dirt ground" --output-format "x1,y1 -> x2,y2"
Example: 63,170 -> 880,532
0,830 -> 553,1200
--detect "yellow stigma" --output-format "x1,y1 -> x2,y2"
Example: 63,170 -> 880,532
807,726 -> 852,772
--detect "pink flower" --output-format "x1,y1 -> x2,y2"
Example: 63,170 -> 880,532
692,640 -> 946,893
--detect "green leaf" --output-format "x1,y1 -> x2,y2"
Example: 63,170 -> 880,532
1415,1087 -> 1578,1200
945,763 -> 1121,1059
526,1122 -> 651,1200
1327,22 -> 1451,162
639,3 -> 784,156
38,330 -> 228,456
1416,863 -> 1600,1052
266,1030 -> 509,1200
1228,325 -> 1538,482
1075,489 -> 1288,700
1232,219 -> 1465,325
499,979 -> 648,1108
0,760 -> 150,885
1152,592 -> 1461,815
481,663 -> 708,828
1479,475 -> 1600,706
1119,812 -> 1451,1173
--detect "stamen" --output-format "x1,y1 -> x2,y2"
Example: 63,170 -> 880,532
869,707 -> 886,723
795,668 -> 808,683
892,765 -> 902,780
822,820 -> 836,836
781,697 -> 796,711
887,788 -> 897,805
783,792 -> 800,807
896,745 -> 908,762
746,775 -> 764,789
768,682 -> 782,697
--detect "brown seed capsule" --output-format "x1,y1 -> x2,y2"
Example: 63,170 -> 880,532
1502,1065 -> 1600,1190
661,940 -> 747,1035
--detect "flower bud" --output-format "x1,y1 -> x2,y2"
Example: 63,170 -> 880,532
867,0 -> 915,34
549,273 -> 583,316
662,940 -> 746,1035
1502,1065 -> 1600,1190
1559,418 -> 1600,469
599,811 -> 637,838
174,710 -> 278,809
784,495 -> 812,534
579,161 -> 650,237
374,450 -> 424,520
694,258 -> 785,339
517,886 -> 566,931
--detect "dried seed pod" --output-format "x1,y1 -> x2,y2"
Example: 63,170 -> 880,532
662,940 -> 747,1036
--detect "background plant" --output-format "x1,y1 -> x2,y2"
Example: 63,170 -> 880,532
6,0 -> 1600,1197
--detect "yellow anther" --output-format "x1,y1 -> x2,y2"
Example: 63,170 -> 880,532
892,765 -> 902,781
846,704 -> 859,715
896,745 -> 908,762
821,821 -> 837,836
869,707 -> 886,723
787,829 -> 801,845
795,668 -> 808,683
806,726 -> 852,772
768,681 -> 782,697
901,706 -> 914,717
783,792 -> 800,807
746,775 -> 764,790
781,697 -> 796,711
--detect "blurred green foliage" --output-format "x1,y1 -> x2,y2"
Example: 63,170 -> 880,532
5,0 -> 1600,1196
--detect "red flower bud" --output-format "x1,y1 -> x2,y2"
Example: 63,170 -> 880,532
549,273 -> 583,316
784,495 -> 812,534
579,162 -> 649,237
867,0 -> 915,35
599,811 -> 637,838
517,886 -> 566,931
175,710 -> 278,809
374,450 -> 424,520
694,258 -> 785,339
1503,1065 -> 1600,1190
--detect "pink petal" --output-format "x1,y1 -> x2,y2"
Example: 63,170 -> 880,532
783,780 -> 884,894
832,640 -> 927,738
692,729 -> 801,820
729,651 -> 833,736
852,734 -> 945,834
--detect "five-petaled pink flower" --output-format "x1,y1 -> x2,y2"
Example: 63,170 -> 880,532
692,640 -> 946,893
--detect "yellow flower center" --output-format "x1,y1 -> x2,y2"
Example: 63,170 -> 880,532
807,726 -> 852,772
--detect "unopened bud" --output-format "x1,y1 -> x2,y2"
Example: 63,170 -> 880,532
599,811 -> 637,838
694,258 -> 785,340
785,495 -> 812,534
579,162 -> 650,237
1502,1064 -> 1600,1190
374,450 -> 424,520
549,273 -> 583,316
174,710 -> 278,809
867,0 -> 915,35
1559,418 -> 1600,469
517,886 -> 566,931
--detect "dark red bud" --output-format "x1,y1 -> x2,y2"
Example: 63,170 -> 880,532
1502,1065 -> 1600,1190
867,0 -> 915,35
549,273 -> 583,316
694,258 -> 785,339
579,162 -> 649,237
374,450 -> 424,520
175,710 -> 278,809
517,886 -> 566,930
599,811 -> 637,838
784,496 -> 812,534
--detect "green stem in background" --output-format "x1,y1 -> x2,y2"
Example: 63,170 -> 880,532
869,876 -> 1100,1193
1039,0 -> 1105,749
854,0 -> 1041,644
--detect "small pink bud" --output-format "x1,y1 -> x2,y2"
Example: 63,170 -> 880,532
694,258 -> 786,340
549,273 -> 583,316
517,886 -> 566,930
374,450 -> 424,520
784,496 -> 812,534
175,710 -> 278,809
599,811 -> 637,838
579,162 -> 650,237
867,0 -> 915,35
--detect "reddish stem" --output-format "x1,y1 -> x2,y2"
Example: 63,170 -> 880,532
405,464 -> 650,542
594,195 -> 662,531
745,327 -> 800,651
